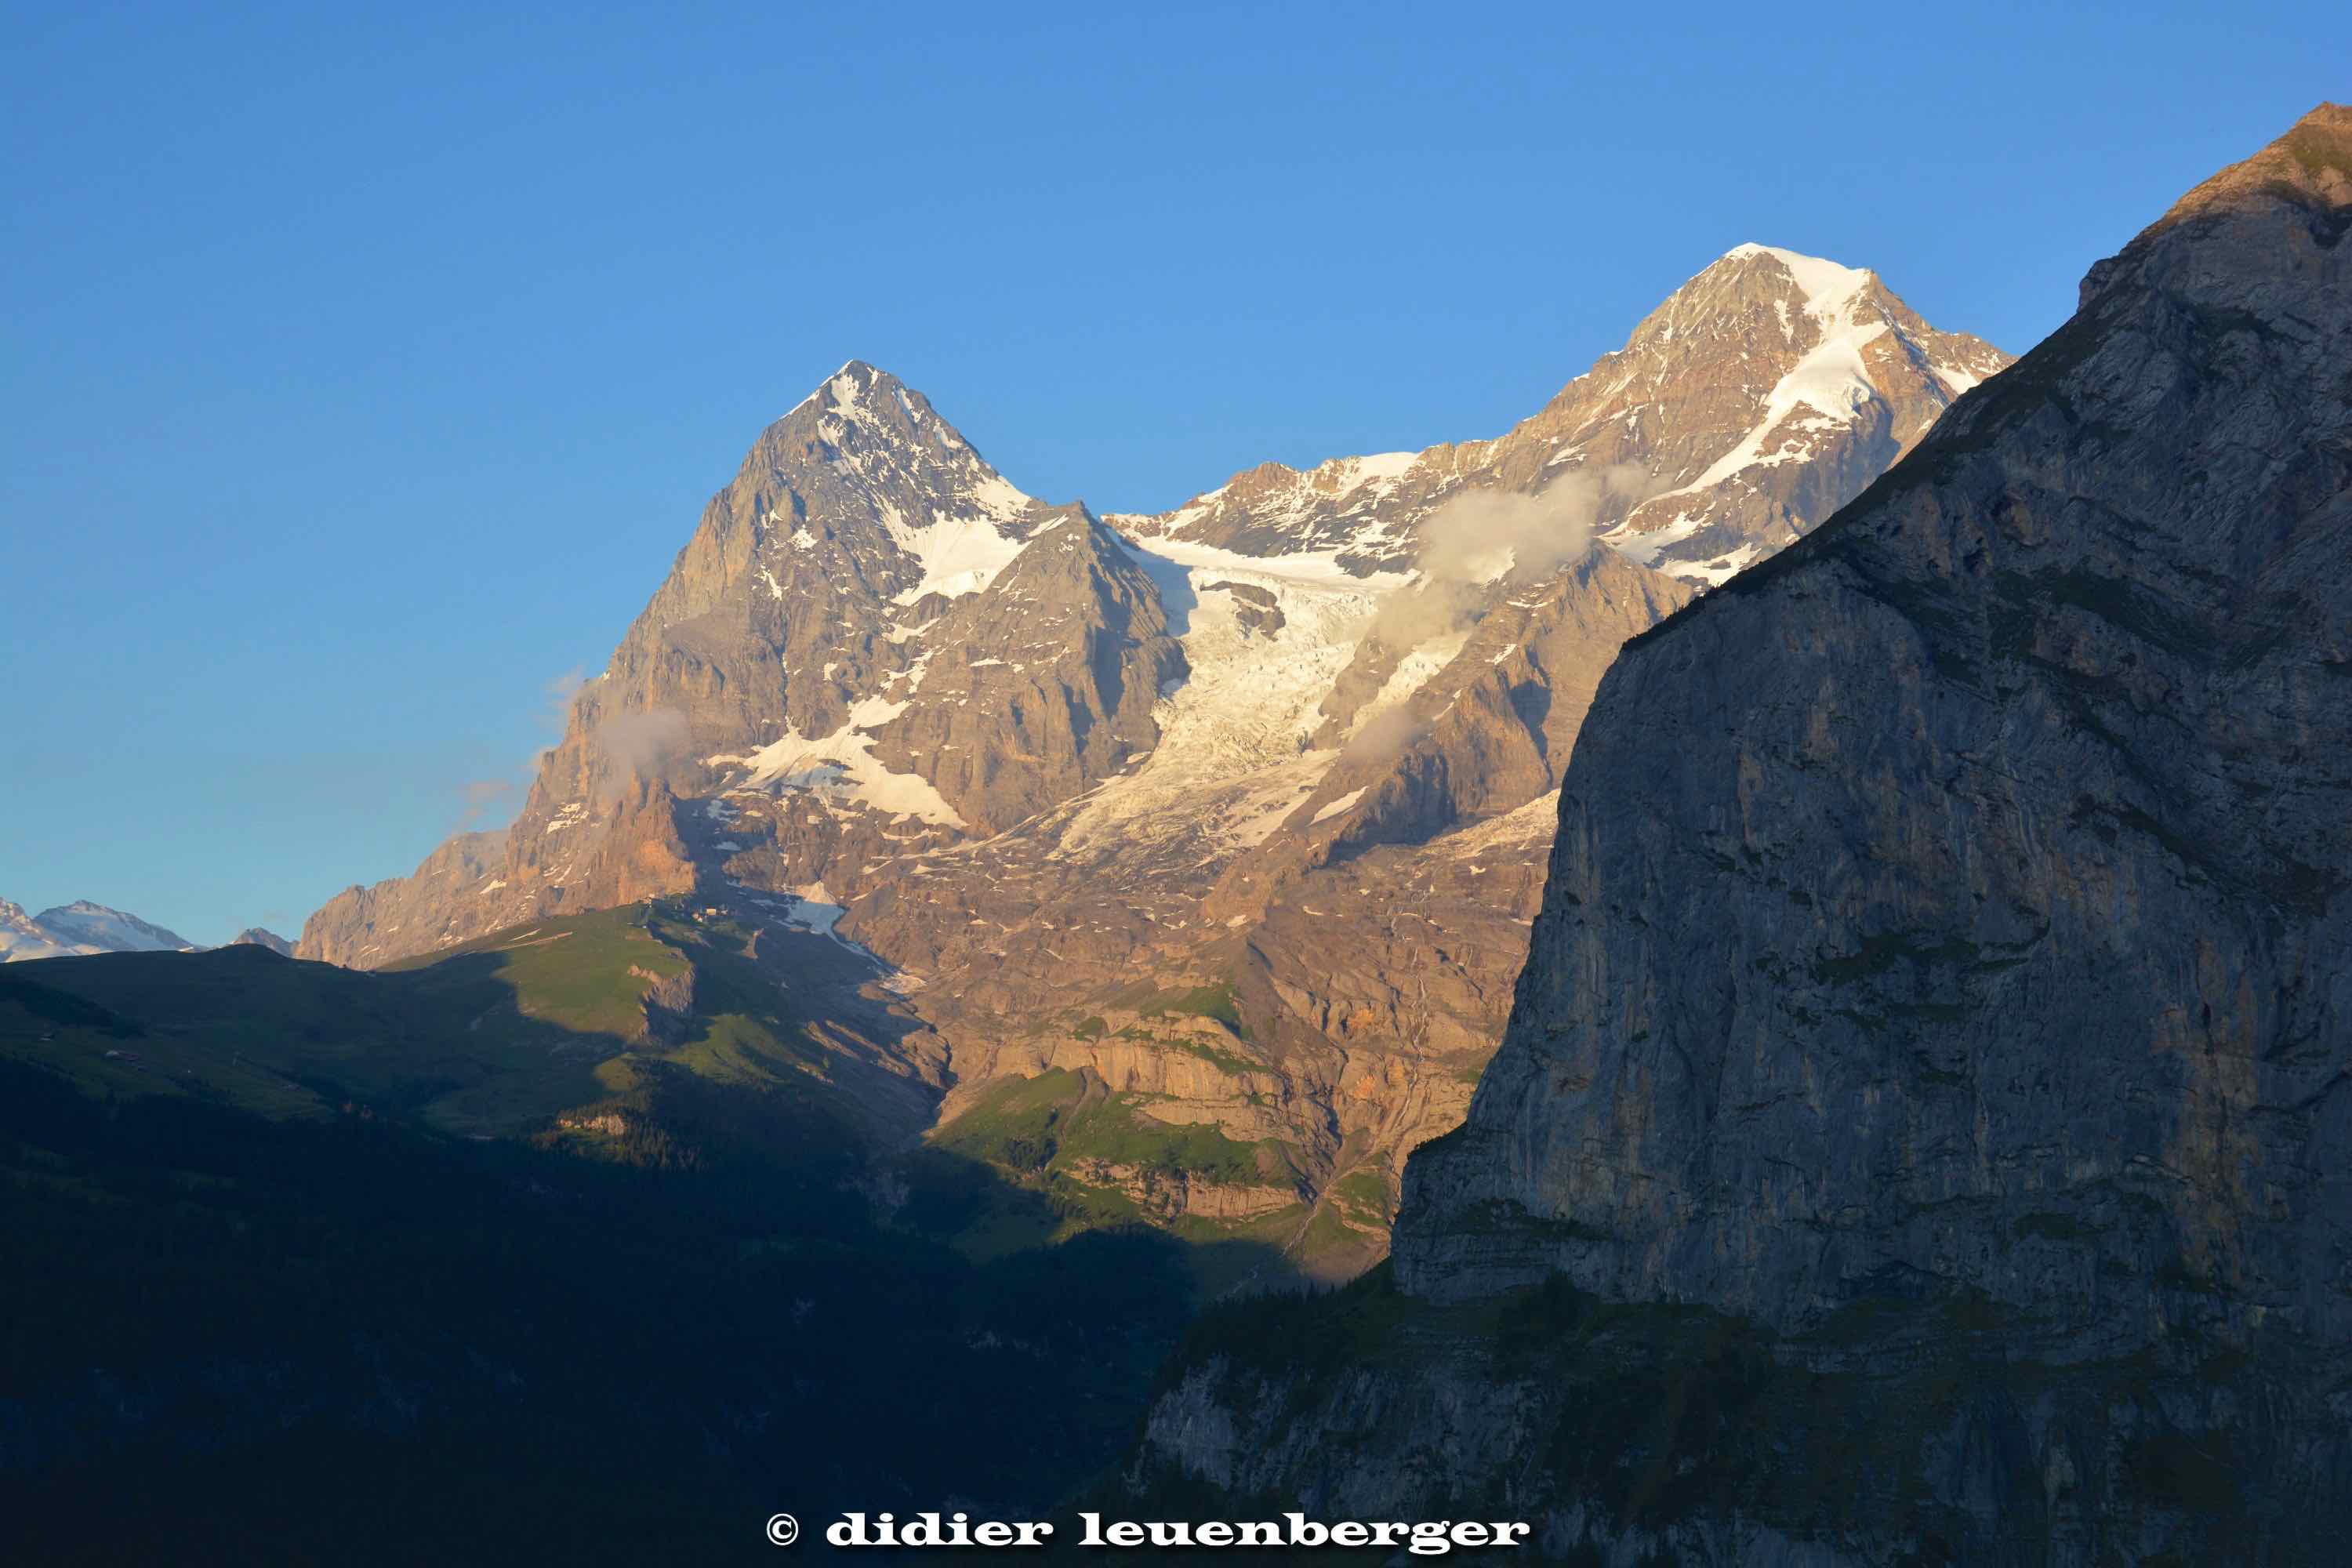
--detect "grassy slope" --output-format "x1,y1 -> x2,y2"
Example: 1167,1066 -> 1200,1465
937,972 -> 1415,1279
5,906 -> 1350,1284
915,1066 -> 1304,1294
1,902 -> 858,1143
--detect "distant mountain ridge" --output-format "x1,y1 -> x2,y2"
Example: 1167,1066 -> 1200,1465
1116,244 -> 2005,586
1,899 -> 198,962
229,928 -> 295,956
299,249 -> 2007,1273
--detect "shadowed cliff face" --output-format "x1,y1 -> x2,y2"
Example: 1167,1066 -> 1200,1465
296,255 -> 2004,1276
1396,103 -> 2352,1352
1115,104 -> 2352,1568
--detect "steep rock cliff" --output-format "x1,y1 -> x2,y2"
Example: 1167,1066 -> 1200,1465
1128,104 -> 2352,1564
1396,105 -> 2352,1352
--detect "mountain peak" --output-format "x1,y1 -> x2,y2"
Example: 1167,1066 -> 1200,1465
1650,245 -> 1888,338
2078,103 -> 2352,312
38,902 -> 196,951
230,927 -> 296,956
1635,242 -> 1885,342
2155,100 -> 2352,234
1,898 -> 198,960
789,358 -> 900,419
1715,243 -> 1875,310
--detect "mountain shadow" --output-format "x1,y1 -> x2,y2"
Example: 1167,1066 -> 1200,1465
0,925 -> 1283,1564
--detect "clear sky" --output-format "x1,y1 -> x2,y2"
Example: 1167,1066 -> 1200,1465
4,1 -> 2345,944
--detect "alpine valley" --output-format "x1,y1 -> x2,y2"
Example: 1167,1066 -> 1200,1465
5,239 -> 2009,1566
16,100 -> 2351,1568
294,243 -> 2003,1279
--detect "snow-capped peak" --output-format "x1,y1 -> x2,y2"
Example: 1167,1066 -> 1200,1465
784,358 -> 884,419
0,898 -> 200,962
757,361 -> 1056,610
1720,243 -> 1876,320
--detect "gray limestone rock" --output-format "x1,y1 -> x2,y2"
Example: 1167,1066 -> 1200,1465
1115,100 -> 2352,1568
1395,107 -> 2352,1359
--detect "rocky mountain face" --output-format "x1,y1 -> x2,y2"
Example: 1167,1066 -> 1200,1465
1126,243 -> 2006,587
1,899 -> 197,962
299,251 -> 2004,1274
1127,105 -> 2352,1562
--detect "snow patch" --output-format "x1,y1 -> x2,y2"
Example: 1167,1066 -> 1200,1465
1311,787 -> 1367,825
1932,360 -> 1988,397
884,475 -> 1037,604
777,881 -> 846,937
706,712 -> 966,829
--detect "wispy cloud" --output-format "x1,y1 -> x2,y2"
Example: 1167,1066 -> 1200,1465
591,709 -> 690,800
455,776 -> 514,829
438,666 -> 597,834
1371,464 -> 1659,649
543,666 -> 588,731
1334,466 -> 1664,768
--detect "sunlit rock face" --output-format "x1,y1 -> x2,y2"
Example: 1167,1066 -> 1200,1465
299,250 -> 2004,1276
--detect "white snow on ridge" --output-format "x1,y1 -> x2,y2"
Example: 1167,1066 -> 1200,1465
1119,530 -> 1408,590
1931,360 -> 1989,397
1597,246 -> 1891,574
1321,450 -> 1419,495
1364,631 -> 1469,716
1,898 -> 198,961
1722,244 -> 1874,321
1607,511 -> 1706,569
1124,447 -> 1425,549
782,359 -> 869,420
1668,541 -> 1766,587
0,909 -> 74,961
1310,787 -> 1367,825
884,474 -> 1037,605
777,881 -> 847,937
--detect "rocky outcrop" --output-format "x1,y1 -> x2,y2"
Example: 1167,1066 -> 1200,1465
299,832 -> 503,967
866,508 -> 1185,833
227,928 -> 294,956
1124,103 -> 2352,1564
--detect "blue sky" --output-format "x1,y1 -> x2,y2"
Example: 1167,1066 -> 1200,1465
5,1 -> 2345,943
